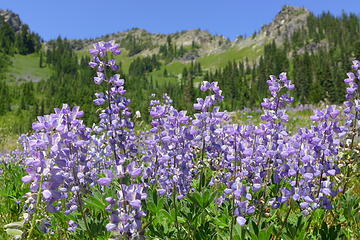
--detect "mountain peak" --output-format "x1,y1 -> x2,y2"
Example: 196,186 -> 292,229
260,5 -> 310,41
280,5 -> 309,14
0,9 -> 22,32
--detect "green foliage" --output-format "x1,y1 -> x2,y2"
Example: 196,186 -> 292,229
0,159 -> 28,239
0,52 -> 10,77
0,21 -> 16,55
15,24 -> 42,55
120,31 -> 153,57
158,36 -> 195,62
0,81 -> 11,115
0,15 -> 41,56
128,55 -> 161,77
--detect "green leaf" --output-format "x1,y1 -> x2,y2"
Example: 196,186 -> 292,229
160,209 -> 174,222
187,192 -> 201,207
251,220 -> 259,236
152,188 -> 158,205
234,223 -> 247,239
84,195 -> 106,211
4,221 -> 24,229
248,231 -> 259,240
157,198 -> 164,211
296,215 -> 303,229
259,230 -> 272,240
213,217 -> 228,228
147,202 -> 157,214
6,228 -> 23,236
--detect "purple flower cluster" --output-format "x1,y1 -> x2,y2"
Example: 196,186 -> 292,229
18,38 -> 359,237
89,40 -> 146,237
143,94 -> 196,199
21,104 -> 92,227
193,81 -> 229,171
210,73 -> 345,225
343,60 -> 360,143
105,184 -> 147,235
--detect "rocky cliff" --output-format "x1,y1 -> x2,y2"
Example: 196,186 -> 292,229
232,5 -> 310,50
0,10 -> 22,32
68,28 -> 231,59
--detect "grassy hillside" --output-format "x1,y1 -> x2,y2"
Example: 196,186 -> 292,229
199,45 -> 263,70
5,43 -> 264,88
144,44 -> 265,87
6,53 -> 52,84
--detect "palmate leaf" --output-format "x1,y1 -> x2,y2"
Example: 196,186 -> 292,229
148,189 -> 165,214
187,189 -> 217,209
147,202 -> 157,214
84,196 -> 107,211
212,215 -> 228,228
84,190 -> 107,212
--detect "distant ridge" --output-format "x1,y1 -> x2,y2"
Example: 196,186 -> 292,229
0,6 -> 312,61
56,5 -> 309,62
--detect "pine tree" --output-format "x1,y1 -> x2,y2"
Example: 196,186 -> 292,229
39,51 -> 43,68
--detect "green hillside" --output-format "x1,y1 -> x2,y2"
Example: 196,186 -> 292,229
199,45 -> 263,70
6,44 -> 264,84
6,53 -> 51,83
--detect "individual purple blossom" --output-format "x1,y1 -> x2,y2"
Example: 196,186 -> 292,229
68,220 -> 78,232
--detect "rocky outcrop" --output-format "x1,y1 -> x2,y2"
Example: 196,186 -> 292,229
233,5 -> 310,51
67,28 -> 231,58
170,29 -> 231,56
296,40 -> 328,55
261,5 -> 310,43
0,10 -> 22,32
179,53 -> 200,62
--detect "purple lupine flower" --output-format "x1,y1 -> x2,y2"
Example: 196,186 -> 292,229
21,104 -> 94,222
105,184 -> 147,236
89,40 -> 146,238
342,60 -> 360,147
143,93 -> 196,198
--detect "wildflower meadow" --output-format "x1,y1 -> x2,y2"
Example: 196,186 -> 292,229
0,40 -> 359,240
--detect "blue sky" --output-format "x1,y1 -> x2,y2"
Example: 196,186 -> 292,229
1,0 -> 359,41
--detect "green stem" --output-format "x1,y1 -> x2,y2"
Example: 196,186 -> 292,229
343,110 -> 358,193
199,120 -> 208,192
229,196 -> 235,240
77,192 -> 92,239
199,138 -> 206,191
277,204 -> 292,239
230,135 -> 238,240
27,175 -> 44,240
173,184 -> 180,237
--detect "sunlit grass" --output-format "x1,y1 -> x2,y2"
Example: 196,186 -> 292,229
7,54 -> 52,83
